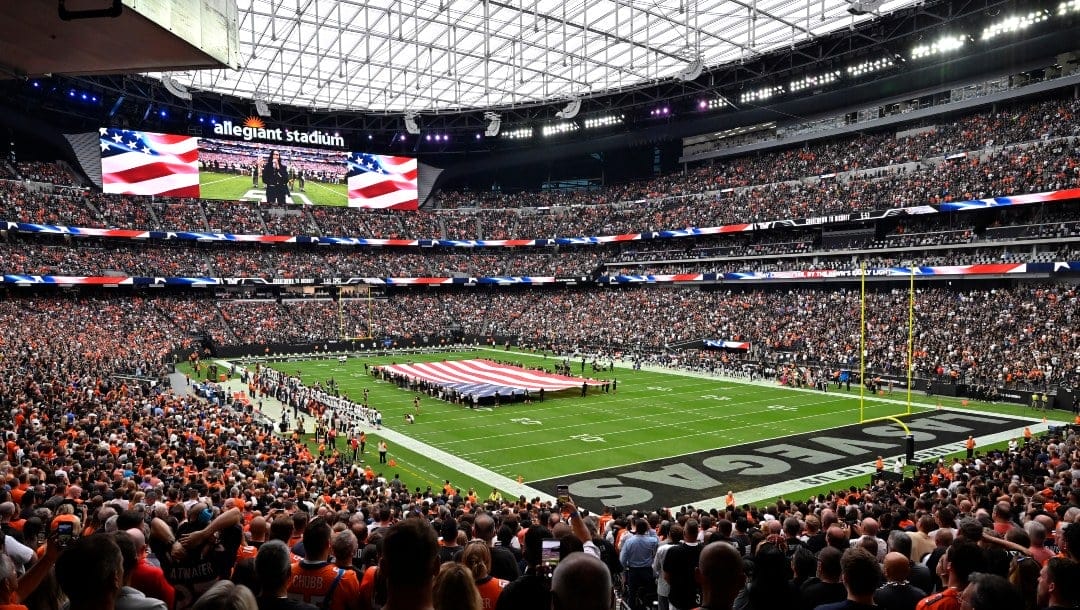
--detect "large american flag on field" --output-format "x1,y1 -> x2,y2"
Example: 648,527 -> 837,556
99,128 -> 200,197
376,359 -> 603,397
347,152 -> 418,210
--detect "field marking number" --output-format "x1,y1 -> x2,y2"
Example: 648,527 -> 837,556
647,386 -> 672,392
701,394 -> 731,401
570,433 -> 606,442
766,404 -> 797,412
510,417 -> 542,425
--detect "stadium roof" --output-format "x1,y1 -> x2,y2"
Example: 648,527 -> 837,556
146,0 -> 922,114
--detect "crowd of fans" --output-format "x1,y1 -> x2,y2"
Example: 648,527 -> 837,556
0,94 -> 1078,244
2,285 -> 1080,610
11,283 -> 1056,388
13,161 -> 80,186
7,75 -> 1080,610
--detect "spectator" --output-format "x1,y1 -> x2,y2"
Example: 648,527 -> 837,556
381,518 -> 440,610
116,531 -> 169,610
694,542 -> 745,610
874,552 -> 926,610
619,518 -> 658,610
495,525 -> 554,610
255,541 -> 317,610
288,518 -> 360,610
55,534 -> 124,610
432,562 -> 482,610
958,572 -> 1022,610
815,548 -> 881,610
460,540 -> 508,610
1036,557 -> 1080,610
551,553 -> 613,610
191,582 -> 258,610
801,546 -> 847,609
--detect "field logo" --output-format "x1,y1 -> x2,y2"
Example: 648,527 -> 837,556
212,118 -> 346,148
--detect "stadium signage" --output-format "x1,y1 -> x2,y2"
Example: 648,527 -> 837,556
535,412 -> 1028,510
212,120 -> 346,148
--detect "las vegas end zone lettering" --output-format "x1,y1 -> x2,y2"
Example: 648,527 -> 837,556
534,412 -> 1031,511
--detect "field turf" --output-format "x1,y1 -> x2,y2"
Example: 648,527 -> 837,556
255,348 -> 1058,509
199,171 -> 348,207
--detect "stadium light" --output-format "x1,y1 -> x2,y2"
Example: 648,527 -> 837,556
502,127 -> 533,140
847,56 -> 897,78
649,106 -> 671,117
911,35 -> 966,60
739,85 -> 784,105
789,70 -> 840,93
982,10 -> 1051,40
583,114 -> 624,129
1059,1 -> 1080,16
541,122 -> 579,137
483,112 -> 501,137
698,97 -> 731,111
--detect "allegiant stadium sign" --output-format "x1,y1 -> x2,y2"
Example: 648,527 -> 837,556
212,118 -> 346,148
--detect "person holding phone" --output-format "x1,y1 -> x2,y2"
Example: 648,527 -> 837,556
263,151 -> 289,205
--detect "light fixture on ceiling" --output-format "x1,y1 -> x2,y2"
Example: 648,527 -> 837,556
676,57 -> 704,82
483,112 -> 501,137
555,98 -> 581,119
846,0 -> 883,15
253,97 -> 271,117
161,75 -> 192,101
404,112 -> 420,135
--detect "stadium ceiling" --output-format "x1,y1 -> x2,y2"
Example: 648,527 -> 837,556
145,0 -> 924,114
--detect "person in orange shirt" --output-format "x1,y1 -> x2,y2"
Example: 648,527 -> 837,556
965,436 -> 975,459
461,540 -> 507,610
288,518 -> 360,610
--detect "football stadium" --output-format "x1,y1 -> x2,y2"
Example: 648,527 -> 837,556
1,1 -> 1080,609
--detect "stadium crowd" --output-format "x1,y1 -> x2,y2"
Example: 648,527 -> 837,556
1,94 -> 1079,245
2,286 -> 1080,610
0,283 -> 1063,389
0,198 -> 1077,280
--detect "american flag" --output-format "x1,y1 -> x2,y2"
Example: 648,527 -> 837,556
347,152 -> 418,210
99,128 -> 200,197
376,359 -> 603,397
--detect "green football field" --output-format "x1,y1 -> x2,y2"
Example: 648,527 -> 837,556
262,348 -> 1051,510
199,171 -> 348,206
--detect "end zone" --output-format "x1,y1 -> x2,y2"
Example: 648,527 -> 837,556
534,411 -> 1039,512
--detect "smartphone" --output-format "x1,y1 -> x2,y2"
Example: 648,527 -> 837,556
541,538 -> 560,568
56,522 -> 74,549
555,484 -> 570,505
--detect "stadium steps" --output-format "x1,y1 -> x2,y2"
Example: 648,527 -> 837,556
144,200 -> 163,229
212,302 -> 241,344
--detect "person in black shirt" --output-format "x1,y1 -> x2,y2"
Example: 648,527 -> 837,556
662,520 -> 703,610
873,552 -> 926,610
801,546 -> 847,610
496,525 -> 554,610
149,505 -> 243,610
263,151 -> 289,205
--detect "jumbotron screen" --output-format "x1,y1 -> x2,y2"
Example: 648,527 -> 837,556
98,128 -> 418,209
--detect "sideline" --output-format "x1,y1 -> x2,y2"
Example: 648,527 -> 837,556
212,360 -> 552,502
